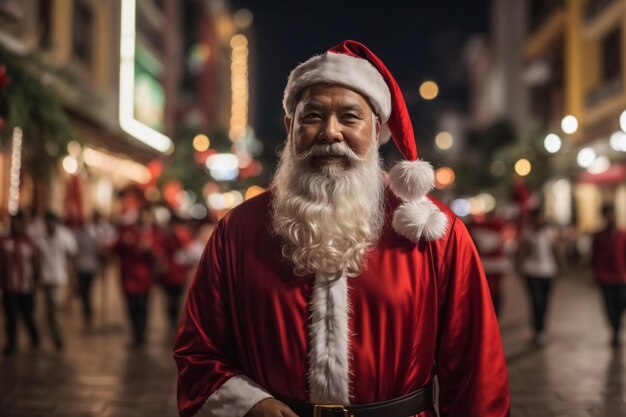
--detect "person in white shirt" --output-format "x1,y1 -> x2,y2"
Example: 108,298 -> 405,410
34,211 -> 78,350
517,207 -> 563,345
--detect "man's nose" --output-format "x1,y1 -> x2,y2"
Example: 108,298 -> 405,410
318,116 -> 342,143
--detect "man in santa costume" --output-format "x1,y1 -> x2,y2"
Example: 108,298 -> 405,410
174,40 -> 510,417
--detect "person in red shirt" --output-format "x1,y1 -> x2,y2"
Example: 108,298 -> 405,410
591,204 -> 626,347
0,211 -> 40,356
157,215 -> 195,332
112,206 -> 159,347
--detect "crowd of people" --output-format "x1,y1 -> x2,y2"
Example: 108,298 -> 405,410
0,206 -> 212,356
466,203 -> 626,347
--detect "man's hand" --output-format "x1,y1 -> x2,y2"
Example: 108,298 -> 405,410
245,398 -> 299,417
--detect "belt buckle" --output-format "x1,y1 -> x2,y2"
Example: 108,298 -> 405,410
313,404 -> 350,417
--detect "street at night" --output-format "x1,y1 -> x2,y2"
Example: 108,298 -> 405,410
1,265 -> 625,416
2,1 -> 626,416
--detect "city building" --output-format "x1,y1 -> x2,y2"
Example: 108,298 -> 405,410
523,0 -> 626,231
0,0 -> 181,224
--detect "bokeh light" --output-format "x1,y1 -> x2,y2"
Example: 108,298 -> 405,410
577,147 -> 596,168
435,131 -> 453,150
544,133 -> 562,153
561,115 -> 578,134
193,134 -> 210,152
514,158 -> 531,176
419,80 -> 439,100
435,166 -> 455,189
490,160 -> 506,177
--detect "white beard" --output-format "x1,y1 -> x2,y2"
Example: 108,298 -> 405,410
271,134 -> 385,279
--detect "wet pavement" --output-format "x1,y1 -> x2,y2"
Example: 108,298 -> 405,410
1,261 -> 625,416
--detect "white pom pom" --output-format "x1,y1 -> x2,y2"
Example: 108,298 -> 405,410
388,160 -> 435,201
392,199 -> 448,242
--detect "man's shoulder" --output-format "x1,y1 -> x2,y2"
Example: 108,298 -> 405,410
221,189 -> 272,226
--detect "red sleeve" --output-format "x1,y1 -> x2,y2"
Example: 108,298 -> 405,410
435,217 -> 510,417
173,220 -> 243,417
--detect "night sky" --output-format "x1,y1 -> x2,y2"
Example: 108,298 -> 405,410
228,0 -> 491,161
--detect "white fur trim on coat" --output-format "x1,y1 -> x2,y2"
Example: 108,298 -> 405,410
308,272 -> 351,404
283,52 -> 391,124
194,375 -> 272,417
388,160 -> 435,201
392,198 -> 448,242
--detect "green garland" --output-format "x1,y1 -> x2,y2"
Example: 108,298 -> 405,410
0,45 -> 73,179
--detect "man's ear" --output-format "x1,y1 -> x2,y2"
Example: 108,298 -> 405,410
375,117 -> 382,144
284,116 -> 292,134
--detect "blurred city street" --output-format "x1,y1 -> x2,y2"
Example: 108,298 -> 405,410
2,0 -> 626,416
0,261 -> 625,417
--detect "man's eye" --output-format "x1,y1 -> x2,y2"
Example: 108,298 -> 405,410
303,113 -> 321,120
342,113 -> 360,121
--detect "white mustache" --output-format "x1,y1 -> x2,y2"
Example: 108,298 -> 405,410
297,143 -> 362,162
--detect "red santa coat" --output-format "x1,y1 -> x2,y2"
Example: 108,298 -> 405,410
174,190 -> 510,417
112,225 -> 160,295
591,227 -> 626,284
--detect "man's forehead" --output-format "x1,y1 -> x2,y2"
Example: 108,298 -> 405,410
296,83 -> 375,111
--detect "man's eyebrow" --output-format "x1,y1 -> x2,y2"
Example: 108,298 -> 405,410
300,101 -> 324,109
339,103 -> 365,112
300,102 -> 365,112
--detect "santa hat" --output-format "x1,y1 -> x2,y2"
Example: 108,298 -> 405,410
282,40 -> 447,242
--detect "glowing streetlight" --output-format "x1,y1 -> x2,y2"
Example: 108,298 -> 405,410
435,166 -> 455,189
544,133 -> 562,153
577,147 -> 596,168
234,9 -> 254,29
610,131 -> 626,152
514,159 -> 531,176
62,156 -> 79,175
561,115 -> 578,134
435,131 -> 453,150
419,81 -> 439,100
193,134 -> 210,152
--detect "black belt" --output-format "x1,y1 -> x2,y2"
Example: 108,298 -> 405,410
279,382 -> 433,417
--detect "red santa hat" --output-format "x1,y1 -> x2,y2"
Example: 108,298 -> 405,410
282,40 -> 447,242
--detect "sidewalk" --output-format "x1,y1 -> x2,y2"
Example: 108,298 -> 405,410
1,263 -> 625,416
0,265 -> 179,417
500,265 -> 626,417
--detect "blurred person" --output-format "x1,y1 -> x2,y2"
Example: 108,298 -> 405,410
157,215 -> 196,331
111,206 -> 159,347
174,41 -> 509,417
73,212 -> 111,330
34,211 -> 78,350
0,211 -> 40,356
24,207 -> 46,240
466,211 -> 512,316
517,207 -> 563,346
591,204 -> 626,347
92,211 -> 118,249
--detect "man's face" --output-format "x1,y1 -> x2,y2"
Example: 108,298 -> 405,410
284,84 -> 380,170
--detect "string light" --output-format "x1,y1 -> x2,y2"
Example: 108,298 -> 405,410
8,128 -> 22,215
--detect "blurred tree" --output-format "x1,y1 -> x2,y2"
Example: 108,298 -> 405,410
453,118 -> 516,198
0,46 -> 73,178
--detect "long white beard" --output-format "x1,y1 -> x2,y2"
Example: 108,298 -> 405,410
271,135 -> 385,279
